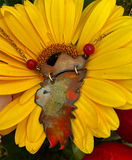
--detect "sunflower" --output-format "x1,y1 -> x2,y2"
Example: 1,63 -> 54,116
0,0 -> 132,154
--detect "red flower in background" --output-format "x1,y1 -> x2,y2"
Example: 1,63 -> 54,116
82,142 -> 132,160
116,109 -> 132,143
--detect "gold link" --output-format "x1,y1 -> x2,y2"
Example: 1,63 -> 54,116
48,72 -> 54,82
93,31 -> 114,45
75,66 -> 79,75
0,27 -> 28,61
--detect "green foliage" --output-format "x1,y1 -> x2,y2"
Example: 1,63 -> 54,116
116,0 -> 132,15
0,0 -> 34,7
83,0 -> 95,9
0,134 -> 81,160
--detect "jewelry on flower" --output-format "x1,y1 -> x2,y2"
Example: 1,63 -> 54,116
0,27 -> 37,70
0,26 -> 113,149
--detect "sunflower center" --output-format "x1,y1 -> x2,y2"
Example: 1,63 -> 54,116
37,43 -> 78,66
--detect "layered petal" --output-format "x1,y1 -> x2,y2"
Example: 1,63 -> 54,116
96,103 -> 119,130
72,108 -> 94,154
86,48 -> 132,70
87,63 -> 132,80
1,6 -> 43,55
19,84 -> 41,104
0,96 -> 36,129
26,131 -> 46,154
89,25 -> 132,60
51,0 -> 65,43
77,0 -> 116,51
15,116 -> 28,147
24,0 -> 50,47
0,125 -> 16,135
64,0 -> 75,44
27,106 -> 43,142
81,78 -> 126,107
75,94 -> 98,129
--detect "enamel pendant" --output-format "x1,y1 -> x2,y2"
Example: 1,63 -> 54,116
35,53 -> 88,149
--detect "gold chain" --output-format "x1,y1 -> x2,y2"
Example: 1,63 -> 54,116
0,27 -> 28,61
93,31 -> 113,45
0,26 -> 114,62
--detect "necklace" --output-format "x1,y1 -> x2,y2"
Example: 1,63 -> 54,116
0,26 -> 113,149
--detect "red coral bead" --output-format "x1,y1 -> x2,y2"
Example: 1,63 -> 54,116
26,59 -> 37,70
83,44 -> 95,55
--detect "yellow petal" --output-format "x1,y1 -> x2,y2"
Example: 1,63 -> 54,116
44,0 -> 56,42
108,5 -> 124,21
0,51 -> 27,69
90,105 -> 110,138
77,0 -> 116,52
0,96 -> 36,129
0,77 -> 42,95
27,106 -> 43,142
87,63 -> 132,80
15,4 -> 29,19
96,103 -> 119,130
19,84 -> 41,104
73,0 -> 84,32
116,103 -> 132,110
0,18 -> 28,59
81,78 -> 126,107
34,0 -> 49,30
64,0 -> 75,44
82,128 -> 94,154
86,48 -> 132,70
26,131 -> 46,154
101,17 -> 132,35
2,6 -> 42,55
15,117 -> 28,147
74,93 -> 98,128
89,25 -> 132,61
104,80 -> 132,106
72,0 -> 100,45
0,125 -> 16,135
51,0 -> 64,43
0,36 -> 26,62
71,109 -> 87,150
74,127 -> 94,154
0,63 -> 38,77
24,0 -> 49,47
112,80 -> 132,92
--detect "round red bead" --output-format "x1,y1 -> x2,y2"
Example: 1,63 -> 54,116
26,59 -> 37,70
83,43 -> 95,55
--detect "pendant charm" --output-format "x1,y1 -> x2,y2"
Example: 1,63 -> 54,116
35,70 -> 86,149
35,53 -> 88,149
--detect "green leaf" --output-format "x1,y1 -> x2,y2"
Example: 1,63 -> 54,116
0,0 -> 5,7
70,144 -> 85,160
3,0 -> 34,6
4,0 -> 22,6
21,0 -> 24,4
83,0 -> 95,9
